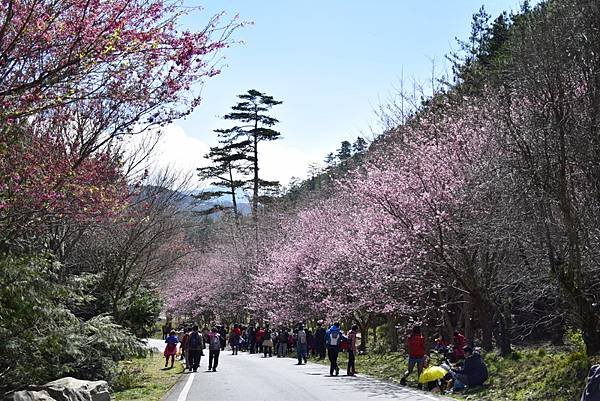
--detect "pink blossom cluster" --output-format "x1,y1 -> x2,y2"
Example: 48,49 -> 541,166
246,96 -> 496,323
0,0 -> 240,124
0,131 -> 127,237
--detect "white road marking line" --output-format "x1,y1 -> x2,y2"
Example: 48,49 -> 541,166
176,372 -> 195,401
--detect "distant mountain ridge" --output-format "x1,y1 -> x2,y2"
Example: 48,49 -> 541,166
134,185 -> 251,218
182,187 -> 252,216
184,187 -> 250,205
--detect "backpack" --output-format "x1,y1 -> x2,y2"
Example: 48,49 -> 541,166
330,331 -> 340,346
298,330 -> 307,344
210,334 -> 221,350
188,332 -> 201,350
340,335 -> 349,350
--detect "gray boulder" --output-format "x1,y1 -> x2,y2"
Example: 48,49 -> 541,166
5,378 -> 110,401
7,391 -> 57,401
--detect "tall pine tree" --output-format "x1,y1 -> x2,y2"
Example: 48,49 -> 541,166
337,140 -> 352,161
352,137 -> 368,154
196,136 -> 250,217
218,89 -> 283,218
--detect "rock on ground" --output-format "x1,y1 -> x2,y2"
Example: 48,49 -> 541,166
5,377 -> 110,401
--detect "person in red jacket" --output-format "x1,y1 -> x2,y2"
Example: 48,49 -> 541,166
230,324 -> 242,355
400,325 -> 426,388
255,327 -> 265,354
452,330 -> 466,362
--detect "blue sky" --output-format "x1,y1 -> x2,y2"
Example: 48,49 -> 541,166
155,1 -> 536,187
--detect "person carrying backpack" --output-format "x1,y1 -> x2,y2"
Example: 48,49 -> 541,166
230,324 -> 241,355
208,327 -> 221,372
187,325 -> 204,372
263,326 -> 274,357
326,322 -> 343,376
295,324 -> 308,365
218,325 -> 227,351
182,327 -> 194,365
277,327 -> 289,357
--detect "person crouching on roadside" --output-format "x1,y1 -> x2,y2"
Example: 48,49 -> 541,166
450,345 -> 488,391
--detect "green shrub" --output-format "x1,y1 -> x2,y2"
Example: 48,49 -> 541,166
0,255 -> 145,396
566,329 -> 586,354
111,360 -> 144,392
116,286 -> 163,338
370,337 -> 391,355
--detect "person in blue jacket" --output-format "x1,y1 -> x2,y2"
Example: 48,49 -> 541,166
326,322 -> 343,376
163,330 -> 179,368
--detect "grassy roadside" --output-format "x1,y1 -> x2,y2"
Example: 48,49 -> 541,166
112,352 -> 184,401
309,345 -> 595,401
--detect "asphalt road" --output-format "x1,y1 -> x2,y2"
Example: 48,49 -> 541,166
146,338 -> 167,353
154,345 -> 451,401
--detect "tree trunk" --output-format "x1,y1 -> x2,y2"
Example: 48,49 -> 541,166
439,290 -> 454,339
357,324 -> 368,352
553,105 -> 600,355
227,162 -> 239,217
476,300 -> 494,351
579,299 -> 600,356
386,314 -> 399,352
496,306 -> 513,356
463,293 -> 474,342
354,312 -> 371,352
252,114 -> 259,220
373,321 -> 378,345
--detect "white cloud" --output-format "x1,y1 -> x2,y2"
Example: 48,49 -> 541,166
259,141 -> 323,186
153,124 -> 211,176
128,124 -> 320,190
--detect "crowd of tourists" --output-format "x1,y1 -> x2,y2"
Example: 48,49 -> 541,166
161,320 -> 488,394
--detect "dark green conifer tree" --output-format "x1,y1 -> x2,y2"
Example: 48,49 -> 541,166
324,152 -> 336,167
352,137 -> 368,154
336,140 -> 352,161
217,89 -> 283,218
196,137 -> 250,217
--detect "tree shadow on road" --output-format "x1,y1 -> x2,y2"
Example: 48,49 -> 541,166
321,374 -> 446,400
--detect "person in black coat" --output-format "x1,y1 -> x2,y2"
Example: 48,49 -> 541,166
314,320 -> 326,360
581,364 -> 600,401
452,346 -> 488,387
248,324 -> 256,354
218,325 -> 227,351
